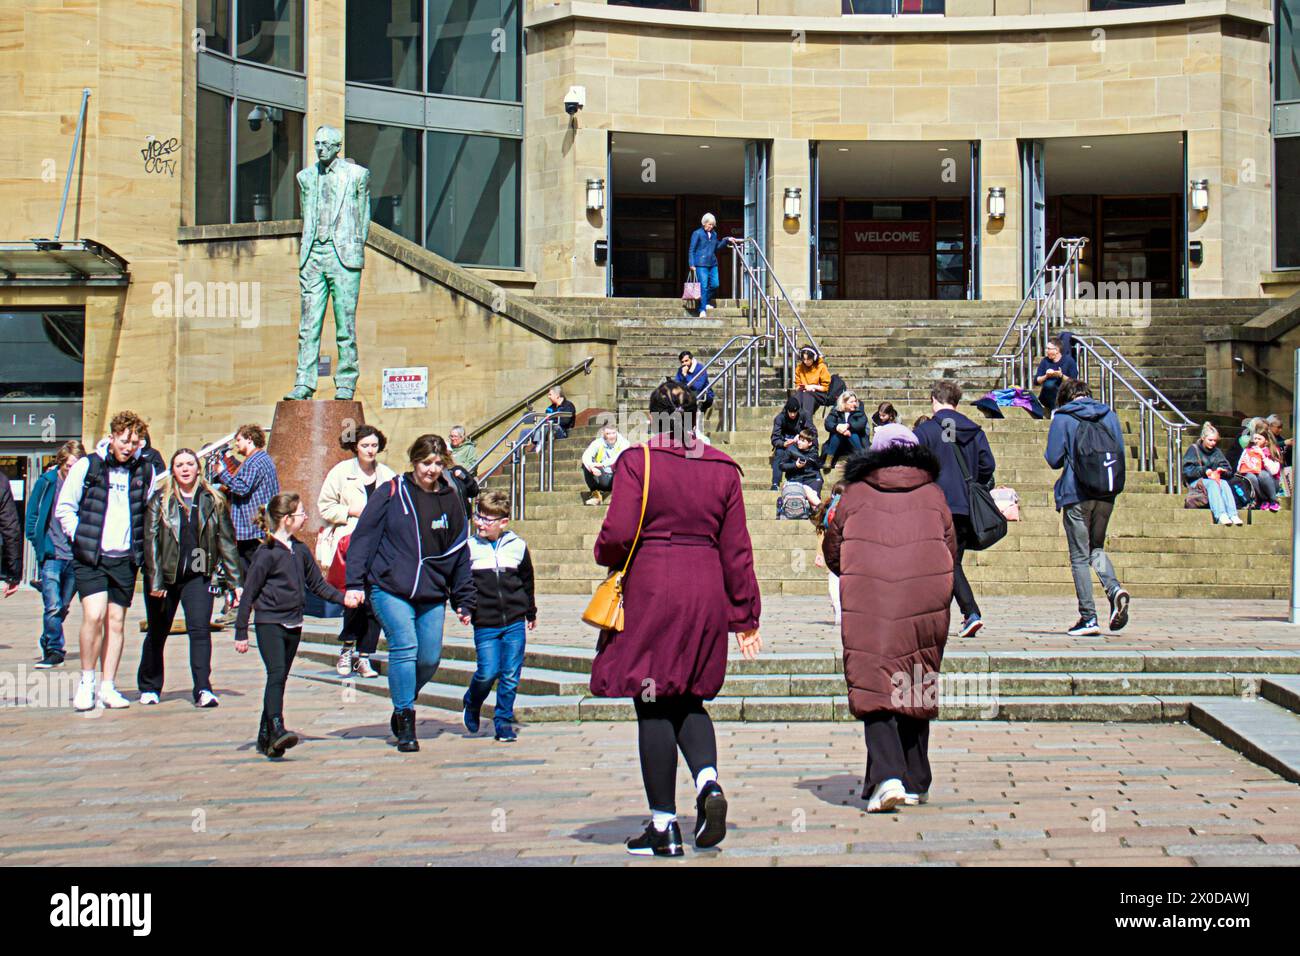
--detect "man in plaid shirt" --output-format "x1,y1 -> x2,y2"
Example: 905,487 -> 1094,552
211,424 -> 280,624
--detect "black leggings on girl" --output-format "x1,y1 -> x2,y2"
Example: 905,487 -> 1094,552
633,695 -> 717,814
256,622 -> 302,717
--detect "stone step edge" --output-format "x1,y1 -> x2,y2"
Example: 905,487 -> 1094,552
292,669 -> 1221,723
1188,699 -> 1300,785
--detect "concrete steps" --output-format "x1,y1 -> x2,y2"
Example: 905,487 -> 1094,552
1190,675 -> 1300,783
294,636 -> 1300,724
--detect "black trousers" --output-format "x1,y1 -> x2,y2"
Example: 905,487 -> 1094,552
582,469 -> 614,494
138,575 -> 215,699
951,515 -> 980,619
339,591 -> 381,655
256,622 -> 302,718
633,695 -> 718,814
863,712 -> 932,795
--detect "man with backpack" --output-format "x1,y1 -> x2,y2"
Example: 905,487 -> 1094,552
915,380 -> 996,638
1045,378 -> 1131,636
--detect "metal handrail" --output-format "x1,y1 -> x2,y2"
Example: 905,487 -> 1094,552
1234,354 -> 1296,399
993,236 -> 1080,356
682,334 -> 751,394
475,411 -> 565,518
994,239 -> 1088,390
730,236 -> 821,357
706,334 -> 769,432
477,410 -> 564,482
1070,335 -> 1192,494
731,244 -> 805,388
466,357 -> 593,442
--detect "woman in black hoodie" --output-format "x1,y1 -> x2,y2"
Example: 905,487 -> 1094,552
235,492 -> 355,758
345,434 -> 476,753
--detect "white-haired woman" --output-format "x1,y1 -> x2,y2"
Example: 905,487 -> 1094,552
687,213 -> 737,319
1180,423 -> 1242,526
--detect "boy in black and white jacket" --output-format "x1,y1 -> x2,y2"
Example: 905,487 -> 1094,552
461,491 -> 537,742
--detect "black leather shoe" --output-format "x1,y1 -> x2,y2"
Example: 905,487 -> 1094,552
396,708 -> 419,753
626,820 -> 684,858
267,715 -> 299,758
255,713 -> 270,756
694,781 -> 728,848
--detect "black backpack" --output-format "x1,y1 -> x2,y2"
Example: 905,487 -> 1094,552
1071,415 -> 1126,499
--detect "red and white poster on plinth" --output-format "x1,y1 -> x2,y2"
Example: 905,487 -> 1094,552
382,367 -> 428,409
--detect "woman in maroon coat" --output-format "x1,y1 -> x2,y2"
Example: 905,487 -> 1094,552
591,382 -> 762,857
822,424 -> 956,813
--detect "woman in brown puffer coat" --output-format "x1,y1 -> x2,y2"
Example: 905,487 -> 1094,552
822,424 -> 956,813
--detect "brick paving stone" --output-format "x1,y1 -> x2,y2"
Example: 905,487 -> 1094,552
1,591 -> 1299,865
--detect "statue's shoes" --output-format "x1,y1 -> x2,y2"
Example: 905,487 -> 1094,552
283,386 -> 315,400
335,389 -> 354,401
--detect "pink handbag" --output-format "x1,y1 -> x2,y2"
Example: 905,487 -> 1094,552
682,268 -> 701,303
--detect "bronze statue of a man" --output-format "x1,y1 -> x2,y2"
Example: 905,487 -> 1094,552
286,125 -> 370,401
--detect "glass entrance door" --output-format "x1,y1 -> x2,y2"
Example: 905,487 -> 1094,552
0,451 -> 58,588
1021,139 -> 1046,297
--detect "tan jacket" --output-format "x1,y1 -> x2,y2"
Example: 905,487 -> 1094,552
315,456 -> 397,569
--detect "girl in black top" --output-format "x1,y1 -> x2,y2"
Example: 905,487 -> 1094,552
235,492 -> 358,758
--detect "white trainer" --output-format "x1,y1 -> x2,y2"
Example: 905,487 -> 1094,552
1231,516 -> 1244,526
904,791 -> 929,806
139,691 -> 161,705
73,678 -> 96,712
866,778 -> 906,813
1218,514 -> 1233,525
196,690 -> 220,708
97,684 -> 131,709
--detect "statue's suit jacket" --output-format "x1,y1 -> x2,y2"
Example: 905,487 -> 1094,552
297,158 -> 371,270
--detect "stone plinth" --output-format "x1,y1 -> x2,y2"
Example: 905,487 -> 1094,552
267,400 -> 365,554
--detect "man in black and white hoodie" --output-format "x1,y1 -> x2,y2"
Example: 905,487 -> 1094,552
56,410 -> 158,711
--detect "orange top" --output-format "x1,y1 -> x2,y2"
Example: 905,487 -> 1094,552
795,360 -> 830,390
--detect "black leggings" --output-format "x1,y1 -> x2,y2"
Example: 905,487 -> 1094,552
138,575 -> 215,700
339,598 -> 381,655
633,695 -> 718,814
583,469 -> 614,493
951,515 -> 980,619
257,622 -> 302,718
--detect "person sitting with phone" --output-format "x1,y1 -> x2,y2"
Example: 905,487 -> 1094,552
1180,422 -> 1242,526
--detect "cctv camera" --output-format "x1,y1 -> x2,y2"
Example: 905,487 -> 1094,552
247,105 -> 267,132
564,86 -> 586,116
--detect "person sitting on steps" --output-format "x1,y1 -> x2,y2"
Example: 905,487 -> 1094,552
581,423 -> 630,506
770,396 -> 813,491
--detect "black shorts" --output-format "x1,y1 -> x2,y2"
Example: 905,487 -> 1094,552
74,555 -> 139,607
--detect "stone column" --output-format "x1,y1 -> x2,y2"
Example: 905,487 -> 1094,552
981,138 -> 1021,301
770,137 -> 810,304
307,1 -> 347,143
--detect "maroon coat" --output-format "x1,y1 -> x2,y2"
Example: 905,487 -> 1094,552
589,435 -> 761,699
822,443 -> 956,720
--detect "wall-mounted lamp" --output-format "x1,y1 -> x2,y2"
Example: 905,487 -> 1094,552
987,186 -> 1006,220
783,187 -> 802,221
1190,179 -> 1209,213
586,178 -> 605,212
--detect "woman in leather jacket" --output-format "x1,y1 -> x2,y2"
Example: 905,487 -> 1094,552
139,448 -> 242,707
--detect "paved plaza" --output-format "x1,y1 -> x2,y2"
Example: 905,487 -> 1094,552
2,590 -> 1299,866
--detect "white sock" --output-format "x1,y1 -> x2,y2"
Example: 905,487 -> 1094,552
100,679 -> 116,693
79,671 -> 95,685
651,811 -> 676,832
695,767 -> 719,794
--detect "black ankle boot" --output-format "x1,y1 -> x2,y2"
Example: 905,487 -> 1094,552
390,709 -> 401,742
267,715 -> 299,758
255,713 -> 270,755
396,707 -> 419,753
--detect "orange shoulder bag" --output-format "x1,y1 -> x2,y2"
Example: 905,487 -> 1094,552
581,445 -> 650,632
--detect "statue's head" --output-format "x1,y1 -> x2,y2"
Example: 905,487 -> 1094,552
314,126 -> 343,164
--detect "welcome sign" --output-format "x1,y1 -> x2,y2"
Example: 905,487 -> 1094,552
843,221 -> 932,254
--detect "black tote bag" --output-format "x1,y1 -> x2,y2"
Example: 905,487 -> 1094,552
952,438 -> 1007,551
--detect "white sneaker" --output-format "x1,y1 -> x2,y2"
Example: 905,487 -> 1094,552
336,646 -> 355,677
196,690 -> 220,708
73,678 -> 96,712
904,791 -> 929,806
1231,516 -> 1244,526
139,691 -> 160,705
866,778 -> 906,813
1218,514 -> 1233,525
97,684 -> 131,709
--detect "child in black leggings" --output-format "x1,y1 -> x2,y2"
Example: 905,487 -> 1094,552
235,492 -> 356,758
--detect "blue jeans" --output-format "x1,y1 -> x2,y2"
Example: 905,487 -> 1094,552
696,265 -> 719,313
1197,478 -> 1239,521
371,588 -> 446,711
38,557 -> 77,656
823,431 -> 864,462
463,621 -> 527,729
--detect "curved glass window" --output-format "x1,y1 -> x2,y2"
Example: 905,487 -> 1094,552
237,0 -> 304,72
0,311 -> 85,400
426,131 -> 519,267
428,0 -> 521,101
347,1 -> 423,90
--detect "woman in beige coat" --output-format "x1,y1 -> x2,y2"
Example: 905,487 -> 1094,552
317,424 -> 396,678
